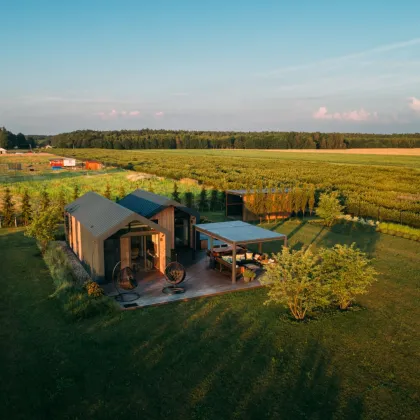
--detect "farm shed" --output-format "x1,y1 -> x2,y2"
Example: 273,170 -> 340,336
118,189 -> 200,251
63,158 -> 76,167
0,148 -> 7,154
84,160 -> 103,170
65,192 -> 171,284
49,159 -> 63,167
226,189 -> 291,222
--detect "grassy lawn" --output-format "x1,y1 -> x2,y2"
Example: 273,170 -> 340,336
1,223 -> 419,420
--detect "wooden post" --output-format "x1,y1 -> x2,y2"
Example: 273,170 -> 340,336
209,236 -> 214,251
232,245 -> 237,284
120,237 -> 131,269
258,242 -> 263,253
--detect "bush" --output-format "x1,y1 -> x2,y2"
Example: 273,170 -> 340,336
44,243 -> 117,320
377,222 -> 420,241
84,280 -> 104,297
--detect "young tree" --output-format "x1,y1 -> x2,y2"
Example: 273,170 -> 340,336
198,186 -> 208,211
104,182 -> 112,200
209,189 -> 218,211
184,191 -> 194,209
73,184 -> 80,201
25,205 -> 61,252
293,187 -> 302,216
301,187 -> 309,218
21,189 -> 32,226
260,247 -> 330,320
39,188 -> 50,212
1,186 -> 15,227
316,191 -> 343,226
118,184 -> 126,200
218,190 -> 226,211
319,243 -> 377,310
56,189 -> 67,217
308,186 -> 316,216
172,182 -> 181,202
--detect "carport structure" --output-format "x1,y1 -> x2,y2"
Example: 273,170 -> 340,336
194,221 -> 287,283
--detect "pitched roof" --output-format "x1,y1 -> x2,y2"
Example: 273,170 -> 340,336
65,192 -> 164,239
194,221 -> 286,244
118,189 -> 199,219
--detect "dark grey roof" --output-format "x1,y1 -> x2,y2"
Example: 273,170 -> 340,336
65,192 -> 144,239
195,221 -> 286,244
118,189 -> 200,219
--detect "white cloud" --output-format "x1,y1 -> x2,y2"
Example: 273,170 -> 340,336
95,109 -> 141,119
313,106 -> 377,121
408,97 -> 420,112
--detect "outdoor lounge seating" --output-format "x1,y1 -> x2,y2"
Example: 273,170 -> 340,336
194,221 -> 287,283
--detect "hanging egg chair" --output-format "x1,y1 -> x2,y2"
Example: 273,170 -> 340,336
162,261 -> 186,294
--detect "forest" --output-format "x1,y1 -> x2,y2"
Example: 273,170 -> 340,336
49,129 -> 420,150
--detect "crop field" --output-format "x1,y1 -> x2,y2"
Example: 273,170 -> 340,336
54,149 -> 420,227
0,170 -> 204,211
1,220 -> 419,419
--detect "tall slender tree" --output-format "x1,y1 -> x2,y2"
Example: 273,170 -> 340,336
73,184 -> 80,201
40,188 -> 50,213
21,189 -> 32,226
209,189 -> 218,211
301,187 -> 309,218
1,186 -> 15,227
308,186 -> 316,216
171,182 -> 181,202
198,186 -> 208,211
104,182 -> 112,199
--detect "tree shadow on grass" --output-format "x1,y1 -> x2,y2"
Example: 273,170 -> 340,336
319,222 -> 381,256
80,299 -> 365,420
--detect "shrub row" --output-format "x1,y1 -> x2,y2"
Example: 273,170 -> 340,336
376,222 -> 420,242
44,243 -> 117,320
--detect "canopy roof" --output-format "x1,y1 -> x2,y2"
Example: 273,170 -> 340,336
194,221 -> 286,245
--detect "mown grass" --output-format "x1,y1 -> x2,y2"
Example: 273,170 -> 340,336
1,222 -> 419,419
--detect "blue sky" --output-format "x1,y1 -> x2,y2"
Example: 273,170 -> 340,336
1,0 -> 420,134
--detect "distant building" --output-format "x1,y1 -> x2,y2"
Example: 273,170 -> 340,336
63,158 -> 76,167
84,160 -> 103,170
0,148 -> 7,154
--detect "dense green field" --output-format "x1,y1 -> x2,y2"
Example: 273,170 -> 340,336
1,170 -> 204,211
55,149 -> 420,227
1,221 -> 419,419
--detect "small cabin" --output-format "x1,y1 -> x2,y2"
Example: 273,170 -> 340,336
226,189 -> 291,222
0,148 -> 7,155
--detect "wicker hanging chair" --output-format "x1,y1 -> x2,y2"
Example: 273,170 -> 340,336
163,262 -> 186,294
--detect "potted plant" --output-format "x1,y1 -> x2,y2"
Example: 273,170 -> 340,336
243,269 -> 256,283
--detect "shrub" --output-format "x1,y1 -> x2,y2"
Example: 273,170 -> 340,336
316,191 -> 344,227
319,243 -> 378,310
377,222 -> 420,241
260,247 -> 330,320
44,243 -> 117,320
84,280 -> 104,297
243,269 -> 256,282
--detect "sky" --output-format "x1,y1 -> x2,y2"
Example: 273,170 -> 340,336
1,0 -> 420,134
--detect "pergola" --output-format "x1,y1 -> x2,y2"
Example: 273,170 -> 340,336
194,221 -> 287,284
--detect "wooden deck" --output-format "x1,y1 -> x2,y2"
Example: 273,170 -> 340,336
103,250 -> 263,309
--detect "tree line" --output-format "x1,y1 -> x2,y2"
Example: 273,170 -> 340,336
0,127 -> 38,149
49,129 -> 420,149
